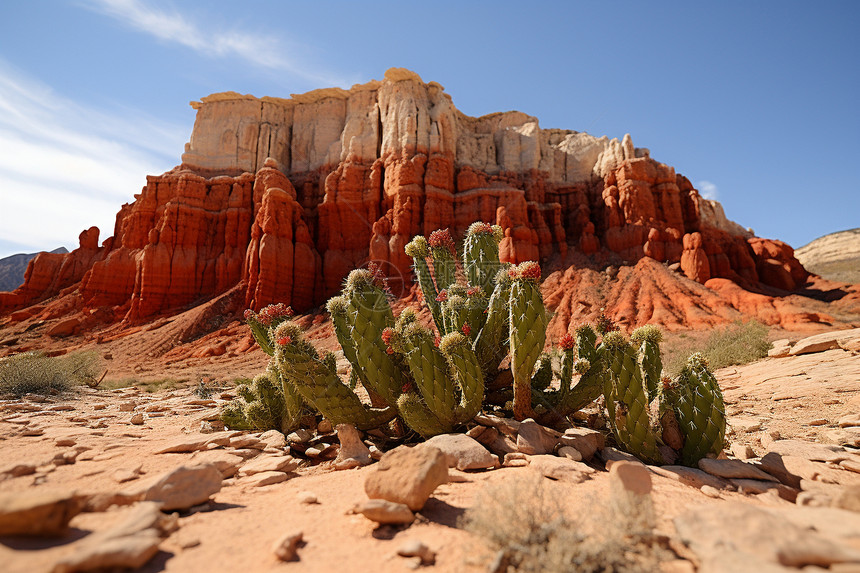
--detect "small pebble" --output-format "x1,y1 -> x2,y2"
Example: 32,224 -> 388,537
130,413 -> 144,425
397,540 -> 436,565
272,531 -> 303,561
701,485 -> 722,498
557,445 -> 583,462
298,491 -> 318,504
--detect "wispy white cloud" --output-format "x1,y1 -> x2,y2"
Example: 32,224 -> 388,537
697,180 -> 719,200
0,59 -> 186,258
79,0 -> 348,86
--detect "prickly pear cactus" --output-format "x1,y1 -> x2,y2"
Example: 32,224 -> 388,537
508,261 -> 547,420
671,353 -> 727,466
384,311 -> 485,437
272,322 -> 395,430
428,229 -> 458,292
601,331 -> 663,465
221,363 -> 304,433
631,325 -> 663,402
243,303 -> 295,356
462,222 -> 504,295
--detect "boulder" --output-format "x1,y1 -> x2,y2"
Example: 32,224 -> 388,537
364,445 -> 448,511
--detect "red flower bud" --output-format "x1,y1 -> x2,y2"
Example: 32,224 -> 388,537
461,322 -> 471,336
559,333 -> 574,350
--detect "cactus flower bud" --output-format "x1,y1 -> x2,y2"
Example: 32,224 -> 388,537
517,261 -> 541,281
559,333 -> 574,350
429,228 -> 456,256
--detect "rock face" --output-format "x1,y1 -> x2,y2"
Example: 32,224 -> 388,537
0,67 -> 844,330
795,228 -> 860,284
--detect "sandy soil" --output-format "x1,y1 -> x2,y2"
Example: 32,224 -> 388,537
1,339 -> 859,572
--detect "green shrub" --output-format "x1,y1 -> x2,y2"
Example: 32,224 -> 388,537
0,351 -> 101,397
664,320 -> 771,375
701,320 -> 771,371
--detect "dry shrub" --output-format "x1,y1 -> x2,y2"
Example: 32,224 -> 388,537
0,351 -> 101,397
701,319 -> 771,371
462,472 -> 670,573
664,320 -> 771,375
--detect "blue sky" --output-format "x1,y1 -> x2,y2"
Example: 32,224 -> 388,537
0,1 -> 857,259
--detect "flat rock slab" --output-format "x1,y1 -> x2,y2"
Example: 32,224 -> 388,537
52,502 -> 176,573
241,471 -> 289,487
528,455 -> 596,483
768,439 -> 853,463
675,502 -> 860,571
0,490 -> 84,536
134,463 -> 222,510
237,455 -> 299,477
422,434 -> 497,471
790,328 -> 860,356
190,450 -> 245,478
698,458 -> 779,482
730,479 -> 799,502
154,433 -> 233,454
355,499 -> 415,525
649,465 -> 733,491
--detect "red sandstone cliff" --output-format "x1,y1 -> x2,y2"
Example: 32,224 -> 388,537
1,68 -> 856,336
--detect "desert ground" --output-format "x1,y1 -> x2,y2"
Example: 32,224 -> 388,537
1,325 -> 859,573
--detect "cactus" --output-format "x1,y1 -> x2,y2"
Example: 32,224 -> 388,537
508,261 -> 547,420
439,332 -> 485,423
220,363 -> 304,433
385,313 -> 485,437
560,325 -> 607,413
631,324 -> 663,402
671,353 -> 727,466
405,235 -> 443,331
229,221 -> 727,467
474,267 -> 512,374
272,322 -> 395,430
243,303 -> 295,356
389,310 -> 457,428
463,222 -> 504,295
601,331 -> 664,465
341,269 -> 410,405
428,228 -> 458,291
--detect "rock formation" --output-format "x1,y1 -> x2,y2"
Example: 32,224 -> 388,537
1,68 -> 851,332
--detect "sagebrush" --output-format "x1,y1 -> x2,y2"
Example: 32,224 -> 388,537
0,351 -> 101,397
462,473 -> 670,573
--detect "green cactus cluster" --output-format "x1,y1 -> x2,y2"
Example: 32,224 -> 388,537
223,221 -> 727,466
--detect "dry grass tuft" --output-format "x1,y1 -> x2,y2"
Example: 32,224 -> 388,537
664,320 -> 771,375
462,472 -> 671,572
0,350 -> 102,397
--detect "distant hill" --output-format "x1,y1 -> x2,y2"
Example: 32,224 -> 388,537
0,247 -> 68,292
795,228 -> 860,284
